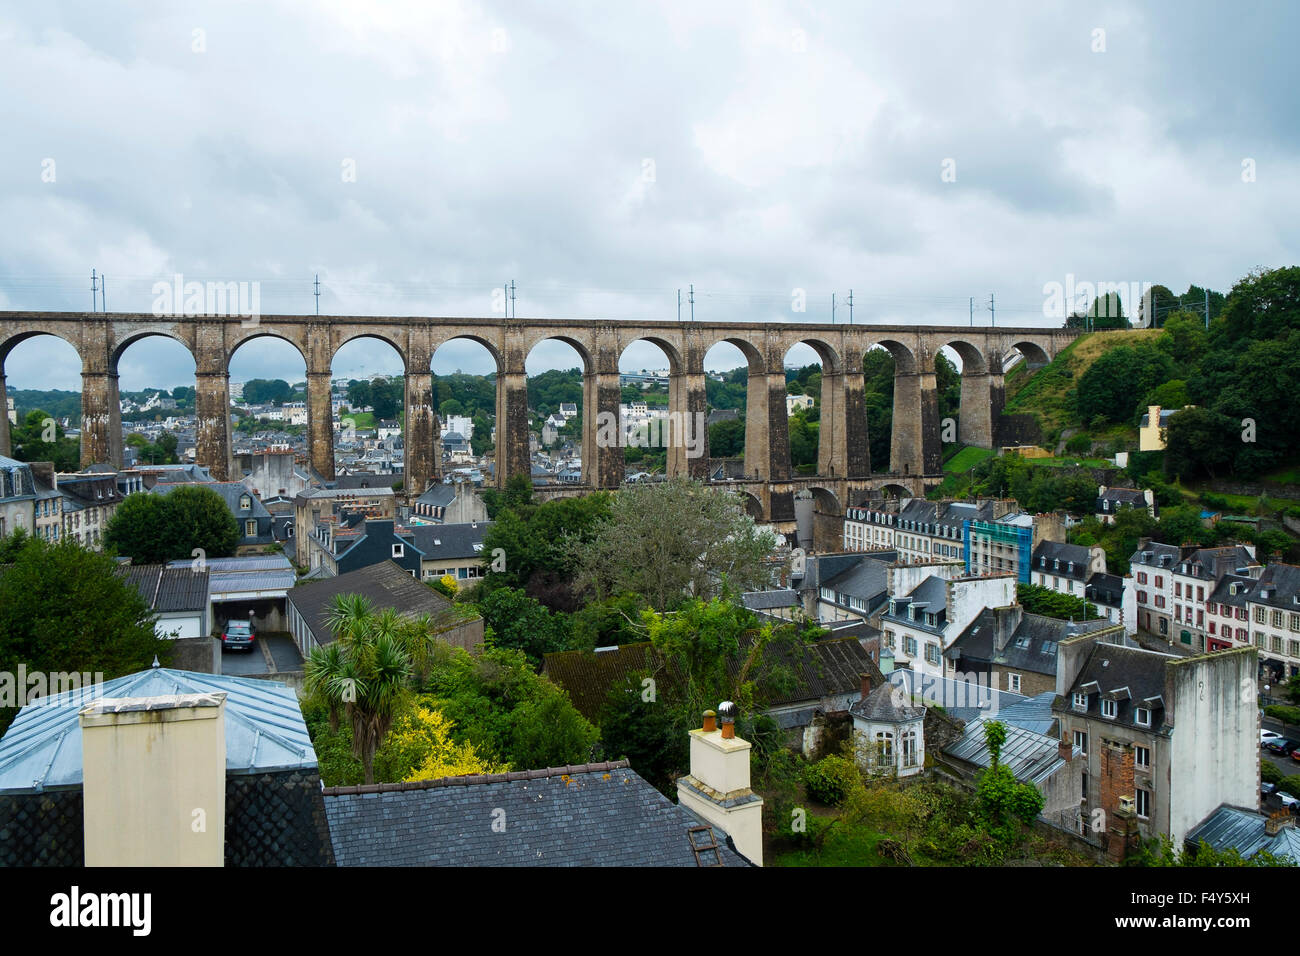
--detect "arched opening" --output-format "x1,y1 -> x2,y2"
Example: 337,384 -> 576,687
430,336 -> 500,488
1001,341 -> 1052,427
228,335 -> 308,496
877,482 -> 910,499
804,486 -> 843,553
524,338 -> 588,486
702,340 -> 754,481
861,341 -> 917,475
0,332 -> 83,473
330,335 -> 406,481
114,334 -> 197,470
738,490 -> 764,522
782,341 -> 842,479
618,338 -> 680,480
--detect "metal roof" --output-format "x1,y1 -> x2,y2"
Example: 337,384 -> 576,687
944,716 -> 1078,786
0,668 -> 315,794
1185,805 -> 1300,864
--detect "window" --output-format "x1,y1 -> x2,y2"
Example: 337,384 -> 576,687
1008,673 -> 1021,693
902,730 -> 918,768
391,543 -> 405,558
1073,730 -> 1088,756
1137,572 -> 1147,585
1135,788 -> 1150,819
876,731 -> 894,759
1137,590 -> 1147,604
245,519 -> 256,536
904,637 -> 918,657
1101,698 -> 1117,719
1154,576 -> 1163,588
1135,746 -> 1150,769
883,630 -> 895,650
1255,632 -> 1267,648
1154,595 -> 1165,609
1135,707 -> 1151,727
1256,606 -> 1268,623
1274,610 -> 1285,629
925,643 -> 940,665
240,495 -> 252,510
1072,692 -> 1088,711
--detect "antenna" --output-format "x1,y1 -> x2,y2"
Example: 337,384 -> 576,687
91,269 -> 98,312
689,284 -> 694,321
509,279 -> 516,318
848,288 -> 854,325
314,273 -> 321,315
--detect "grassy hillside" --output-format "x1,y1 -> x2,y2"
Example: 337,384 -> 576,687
1002,329 -> 1162,443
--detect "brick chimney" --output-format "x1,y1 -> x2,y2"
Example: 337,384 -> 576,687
676,703 -> 765,866
1265,808 -> 1293,837
859,673 -> 873,702
80,692 -> 227,866
1058,737 -> 1073,762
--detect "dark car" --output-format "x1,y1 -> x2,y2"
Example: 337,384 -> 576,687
220,620 -> 257,652
1265,738 -> 1296,755
1263,781 -> 1279,796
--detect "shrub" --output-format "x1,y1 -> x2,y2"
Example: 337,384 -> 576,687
802,755 -> 861,806
1262,761 -> 1283,785
1265,705 -> 1300,726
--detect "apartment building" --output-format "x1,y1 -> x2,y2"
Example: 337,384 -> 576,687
843,497 -> 1011,563
878,570 -> 1017,681
1130,539 -> 1257,647
1207,563 -> 1300,682
1030,540 -> 1127,627
965,511 -> 1066,583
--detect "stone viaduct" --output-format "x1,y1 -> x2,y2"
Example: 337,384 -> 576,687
0,311 -> 1075,534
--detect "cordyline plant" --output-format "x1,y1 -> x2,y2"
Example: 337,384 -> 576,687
304,594 -> 458,784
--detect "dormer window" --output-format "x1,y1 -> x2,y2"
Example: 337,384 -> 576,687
392,543 -> 405,558
1072,692 -> 1088,711
1101,699 -> 1117,719
240,494 -> 252,510
1135,707 -> 1151,727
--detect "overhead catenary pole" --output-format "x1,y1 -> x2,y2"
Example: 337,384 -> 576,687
1204,287 -> 1210,330
314,274 -> 321,315
677,288 -> 681,322
510,280 -> 516,318
969,296 -> 974,327
848,289 -> 854,325
689,284 -> 694,321
101,274 -> 106,312
988,292 -> 995,326
832,292 -> 836,324
91,269 -> 98,312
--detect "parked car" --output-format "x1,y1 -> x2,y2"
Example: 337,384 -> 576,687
220,619 -> 257,652
1265,737 -> 1296,755
1261,729 -> 1282,746
1262,781 -> 1278,796
1277,791 -> 1300,809
1290,748 -> 1300,763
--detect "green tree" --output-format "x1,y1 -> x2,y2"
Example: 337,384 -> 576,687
975,720 -> 1045,843
570,478 -> 778,611
476,586 -> 569,668
102,491 -> 172,563
241,378 -> 293,405
708,417 -> 745,458
0,534 -> 171,734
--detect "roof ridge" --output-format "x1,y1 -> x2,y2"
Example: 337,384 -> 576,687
321,759 -> 632,796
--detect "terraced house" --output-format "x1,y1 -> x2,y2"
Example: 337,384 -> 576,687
1129,539 -> 1258,648
843,497 -> 1012,564
1207,562 -> 1300,682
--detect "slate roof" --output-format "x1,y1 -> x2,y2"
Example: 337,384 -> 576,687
849,679 -> 924,723
323,761 -> 752,866
286,559 -> 470,649
1209,573 -> 1255,610
993,691 -> 1060,735
1061,643 -> 1175,732
944,716 -> 1079,786
797,551 -> 898,592
0,668 -> 315,793
416,484 -> 457,508
116,564 -> 210,613
1246,563 -> 1300,611
820,558 -> 891,606
947,608 -> 1118,678
1184,805 -> 1300,864
1032,540 -> 1092,582
407,521 -> 489,561
741,589 -> 800,611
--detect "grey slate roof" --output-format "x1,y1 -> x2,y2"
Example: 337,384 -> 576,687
407,521 -> 489,561
1032,540 -> 1092,582
1184,805 -> 1300,863
741,589 -> 800,611
0,668 -> 315,793
849,679 -> 924,723
1063,643 -> 1176,731
286,559 -> 464,648
888,668 -> 1028,722
323,761 -> 752,866
993,691 -> 1060,735
947,608 -> 1118,678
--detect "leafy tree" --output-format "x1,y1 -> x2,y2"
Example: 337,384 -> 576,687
708,417 -> 745,458
377,698 -> 504,782
597,673 -> 687,794
0,534 -> 171,734
1075,345 -> 1176,426
570,478 -> 778,611
1163,407 -> 1238,481
105,486 -> 240,563
241,378 -> 293,405
102,492 -> 172,562
975,720 -> 1044,843
8,408 -> 80,471
476,586 -> 569,668
570,592 -> 648,651
1016,583 -> 1100,620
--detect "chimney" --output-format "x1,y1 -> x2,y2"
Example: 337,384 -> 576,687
1058,737 -> 1073,763
859,673 -> 873,702
80,692 -> 227,866
1265,808 -> 1293,837
676,700 -> 765,866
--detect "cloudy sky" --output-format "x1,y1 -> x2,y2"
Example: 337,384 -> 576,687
1,0 -> 1296,392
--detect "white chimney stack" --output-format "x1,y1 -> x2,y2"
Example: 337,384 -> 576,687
80,692 -> 227,867
676,701 -> 765,866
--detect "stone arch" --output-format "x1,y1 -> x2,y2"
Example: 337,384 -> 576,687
620,334 -> 683,376
0,328 -> 85,370
738,490 -> 764,521
877,482 -> 911,499
331,331 -> 409,372
228,330 -> 308,369
862,339 -> 916,375
521,333 -> 594,375
807,485 -> 845,553
1006,340 -> 1050,372
429,333 -> 504,375
937,339 -> 987,376
109,328 -> 195,373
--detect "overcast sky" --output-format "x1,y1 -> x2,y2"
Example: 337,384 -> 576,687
1,0 -> 1296,392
